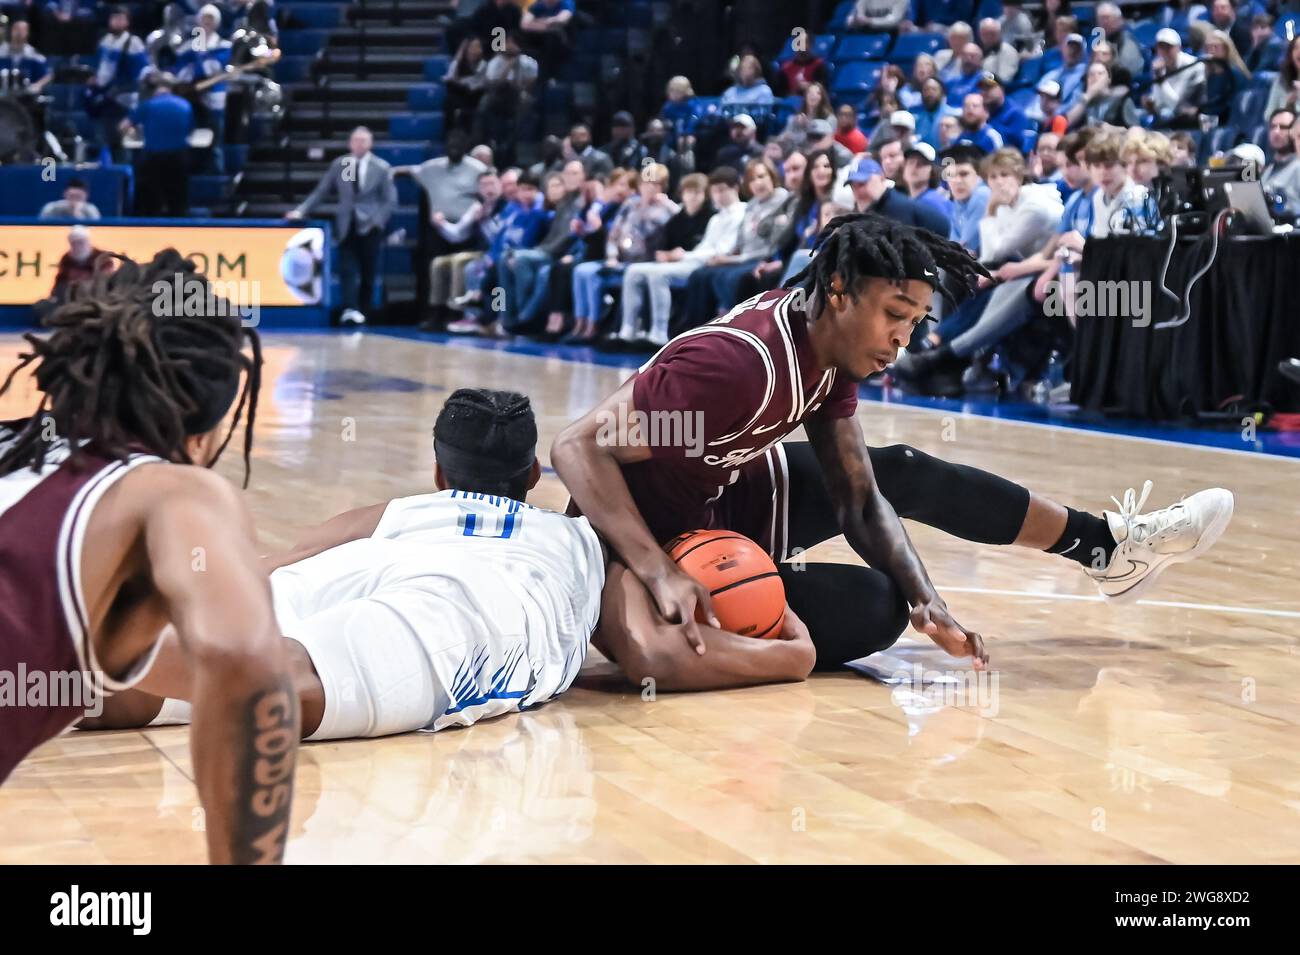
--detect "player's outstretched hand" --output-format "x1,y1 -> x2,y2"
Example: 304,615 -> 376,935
911,598 -> 989,670
645,562 -> 719,656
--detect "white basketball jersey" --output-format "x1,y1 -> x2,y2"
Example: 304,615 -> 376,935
270,490 -> 605,733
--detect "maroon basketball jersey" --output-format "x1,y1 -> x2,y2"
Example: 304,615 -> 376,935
0,427 -> 159,783
622,288 -> 858,553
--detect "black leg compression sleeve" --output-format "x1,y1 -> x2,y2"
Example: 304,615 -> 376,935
866,444 -> 1031,546
1047,506 -> 1117,569
779,563 -> 910,670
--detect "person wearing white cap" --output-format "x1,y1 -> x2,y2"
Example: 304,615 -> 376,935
888,109 -> 916,151
1226,142 -> 1266,178
901,141 -> 952,219
1025,78 -> 1067,135
174,3 -> 232,173
1146,28 -> 1205,126
714,113 -> 764,171
1040,32 -> 1088,110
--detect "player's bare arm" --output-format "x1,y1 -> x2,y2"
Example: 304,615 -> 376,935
552,377 -> 718,652
134,467 -> 300,863
262,501 -> 389,572
803,413 -> 988,669
593,563 -> 814,691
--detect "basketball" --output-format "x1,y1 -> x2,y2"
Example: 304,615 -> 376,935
666,530 -> 786,639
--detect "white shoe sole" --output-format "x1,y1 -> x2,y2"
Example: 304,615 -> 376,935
1101,489 -> 1235,604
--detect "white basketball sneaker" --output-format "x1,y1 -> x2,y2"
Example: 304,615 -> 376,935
1086,481 -> 1235,603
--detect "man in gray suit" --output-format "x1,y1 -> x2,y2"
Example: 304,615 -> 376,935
288,126 -> 397,324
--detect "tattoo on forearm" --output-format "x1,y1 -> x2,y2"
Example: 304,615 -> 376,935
233,686 -> 298,864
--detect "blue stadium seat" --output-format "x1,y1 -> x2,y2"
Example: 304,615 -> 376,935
915,0 -> 976,27
407,85 -> 446,111
1132,21 -> 1162,49
1008,86 -> 1038,112
1207,125 -> 1240,156
1253,70 -> 1279,91
284,3 -> 344,29
888,33 -> 945,65
423,56 -> 451,81
835,34 -> 890,62
395,178 -> 420,205
1276,13 -> 1300,39
1010,55 -> 1043,90
278,29 -> 330,56
775,33 -> 837,62
1073,3 -> 1096,28
390,114 -> 444,141
831,60 -> 885,95
1040,47 -> 1063,73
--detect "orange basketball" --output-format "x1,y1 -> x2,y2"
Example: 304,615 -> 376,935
666,530 -> 786,639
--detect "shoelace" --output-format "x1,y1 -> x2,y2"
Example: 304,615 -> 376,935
1111,481 -> 1188,546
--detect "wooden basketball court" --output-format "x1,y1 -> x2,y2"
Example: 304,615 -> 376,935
2,331 -> 1297,864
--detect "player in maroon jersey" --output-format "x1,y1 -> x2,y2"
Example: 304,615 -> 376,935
554,214 -> 1233,682
0,250 -> 299,864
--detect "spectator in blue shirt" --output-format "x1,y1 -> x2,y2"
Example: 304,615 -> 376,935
978,74 -> 1031,153
945,42 -> 986,107
1041,33 -> 1088,110
0,19 -> 50,89
940,144 -> 989,255
88,6 -> 149,163
954,92 -> 1004,153
174,4 -> 232,173
660,75 -> 699,144
521,0 -> 574,76
123,73 -> 195,216
901,142 -> 954,221
721,54 -> 776,108
911,76 -> 952,148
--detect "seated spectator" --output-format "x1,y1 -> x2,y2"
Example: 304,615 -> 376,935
935,22 -> 974,81
556,169 -> 639,341
896,148 -> 1064,393
978,18 -> 1020,86
681,158 -> 789,329
38,178 -> 101,221
866,90 -> 903,143
1037,3 -> 1074,49
1147,28 -> 1206,126
901,142 -> 952,220
912,77 -> 951,148
978,74 -> 1030,152
844,155 -> 950,235
602,111 -> 641,169
574,163 -> 678,345
474,30 -> 538,167
43,226 -> 110,311
501,165 -> 583,334
721,54 -> 775,108
87,6 -> 147,163
618,167 -> 744,347
440,171 -> 512,335
778,45 -> 828,96
1090,40 -> 1115,69
445,36 -> 488,134
1094,3 -> 1144,78
947,43 -> 988,107
1025,79 -> 1069,137
899,55 -> 937,111
738,149 -> 821,298
835,104 -> 868,155
529,135 -> 565,180
1208,0 -> 1253,60
1199,30 -> 1250,124
888,111 -> 917,153
1245,14 -> 1278,73
1067,63 -> 1140,130
942,144 -> 991,255
1122,131 -> 1169,191
715,113 -> 765,171
634,118 -> 691,192
954,92 -> 1004,153
661,75 -> 699,143
1032,130 -> 1068,197
847,0 -> 913,33
520,0 -> 574,73
1264,35 -> 1300,118
1041,31 -> 1089,110
1000,1 -> 1035,51
455,172 -> 549,336
1263,109 -> 1300,219
938,113 -> 963,150
1168,131 -> 1197,166
875,64 -> 909,113
565,123 -> 614,178
471,144 -> 496,168
778,81 -> 834,151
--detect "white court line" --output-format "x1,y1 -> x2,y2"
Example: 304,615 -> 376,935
938,584 -> 1300,620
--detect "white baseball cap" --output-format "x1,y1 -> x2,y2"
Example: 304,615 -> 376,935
1155,28 -> 1182,48
889,109 -> 916,130
1229,143 -> 1266,168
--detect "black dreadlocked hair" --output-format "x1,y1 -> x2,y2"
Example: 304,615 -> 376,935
785,212 -> 990,310
433,388 -> 537,501
0,248 -> 262,486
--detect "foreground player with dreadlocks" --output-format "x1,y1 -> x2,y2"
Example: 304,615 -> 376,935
554,214 -> 1234,675
0,250 -> 299,864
